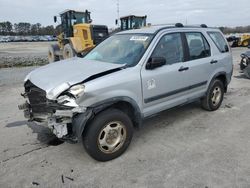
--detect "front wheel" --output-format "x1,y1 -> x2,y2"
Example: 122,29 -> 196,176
63,44 -> 75,59
82,108 -> 133,161
201,79 -> 224,111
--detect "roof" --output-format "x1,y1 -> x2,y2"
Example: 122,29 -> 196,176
120,15 -> 147,19
59,9 -> 89,15
117,24 -> 219,35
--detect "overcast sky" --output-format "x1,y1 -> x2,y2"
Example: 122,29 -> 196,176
1,0 -> 250,28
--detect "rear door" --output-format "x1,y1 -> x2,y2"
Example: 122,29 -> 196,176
178,32 -> 214,100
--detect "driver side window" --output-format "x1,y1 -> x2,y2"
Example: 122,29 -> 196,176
151,33 -> 184,65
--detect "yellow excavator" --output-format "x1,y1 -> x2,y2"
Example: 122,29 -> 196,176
48,10 -> 109,63
116,15 -> 147,31
238,34 -> 250,47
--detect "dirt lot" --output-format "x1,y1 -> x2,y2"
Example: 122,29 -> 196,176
0,48 -> 250,187
0,42 -> 54,68
0,42 -> 52,57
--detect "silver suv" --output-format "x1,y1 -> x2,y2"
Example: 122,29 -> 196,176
19,24 -> 233,161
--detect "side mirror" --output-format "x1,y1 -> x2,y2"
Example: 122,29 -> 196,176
146,57 -> 166,70
53,16 -> 57,23
115,19 -> 118,25
88,19 -> 93,23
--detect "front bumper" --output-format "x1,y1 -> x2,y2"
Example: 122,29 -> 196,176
19,81 -> 88,142
19,100 -> 88,141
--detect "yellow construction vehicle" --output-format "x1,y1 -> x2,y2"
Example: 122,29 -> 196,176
238,34 -> 250,47
116,15 -> 147,31
48,10 -> 109,63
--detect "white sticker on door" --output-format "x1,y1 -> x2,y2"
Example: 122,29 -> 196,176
147,79 -> 156,90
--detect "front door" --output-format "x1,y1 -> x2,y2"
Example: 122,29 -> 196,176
141,32 -> 188,117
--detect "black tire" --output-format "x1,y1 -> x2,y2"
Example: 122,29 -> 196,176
83,108 -> 133,161
48,44 -> 60,63
242,40 -> 250,47
63,44 -> 75,59
201,79 -> 224,111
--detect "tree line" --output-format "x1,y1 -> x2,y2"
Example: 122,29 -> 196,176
0,21 -> 61,36
1,21 -> 250,35
218,26 -> 250,34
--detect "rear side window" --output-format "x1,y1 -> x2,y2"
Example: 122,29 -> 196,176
208,32 -> 229,53
151,33 -> 184,65
185,32 -> 211,60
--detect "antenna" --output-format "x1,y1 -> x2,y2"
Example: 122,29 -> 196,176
117,0 -> 120,26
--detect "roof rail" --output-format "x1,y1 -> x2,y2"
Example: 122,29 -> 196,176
150,23 -> 176,27
152,23 -> 208,28
154,23 -> 209,34
175,23 -> 184,27
200,24 -> 208,28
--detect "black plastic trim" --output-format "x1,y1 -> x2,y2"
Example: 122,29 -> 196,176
144,81 -> 208,104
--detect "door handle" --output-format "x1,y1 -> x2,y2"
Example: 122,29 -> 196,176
210,60 -> 218,64
178,66 -> 189,72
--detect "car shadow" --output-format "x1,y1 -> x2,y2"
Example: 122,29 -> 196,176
5,120 -> 64,146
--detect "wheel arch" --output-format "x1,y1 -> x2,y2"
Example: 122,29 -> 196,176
208,71 -> 228,93
73,97 -> 142,140
90,97 -> 142,128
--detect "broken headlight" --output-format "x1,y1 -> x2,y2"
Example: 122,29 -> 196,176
57,85 -> 85,107
57,95 -> 78,107
68,85 -> 85,98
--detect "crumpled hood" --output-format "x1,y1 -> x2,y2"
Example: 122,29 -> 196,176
25,57 -> 123,99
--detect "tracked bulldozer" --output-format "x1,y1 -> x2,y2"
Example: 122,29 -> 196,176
48,9 -> 109,63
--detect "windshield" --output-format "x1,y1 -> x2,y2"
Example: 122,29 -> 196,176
84,34 -> 153,66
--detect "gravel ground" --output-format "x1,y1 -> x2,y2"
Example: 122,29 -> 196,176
0,42 -> 54,68
0,48 -> 250,187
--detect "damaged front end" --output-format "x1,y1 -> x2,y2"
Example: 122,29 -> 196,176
18,80 -> 88,142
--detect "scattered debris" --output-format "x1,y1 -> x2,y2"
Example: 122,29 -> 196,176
3,149 -> 9,153
61,175 -> 64,184
225,103 -> 234,108
32,181 -> 39,186
137,158 -> 146,162
71,169 -> 74,173
65,176 -> 74,181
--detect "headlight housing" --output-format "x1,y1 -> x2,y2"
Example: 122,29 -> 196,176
68,85 -> 85,98
57,84 -> 85,107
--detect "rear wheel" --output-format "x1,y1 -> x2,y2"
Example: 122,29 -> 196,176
201,79 -> 224,111
63,44 -> 75,59
83,108 -> 133,161
48,44 -> 60,63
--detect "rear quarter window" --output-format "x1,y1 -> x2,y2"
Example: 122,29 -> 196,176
208,32 -> 229,53
185,32 -> 211,60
